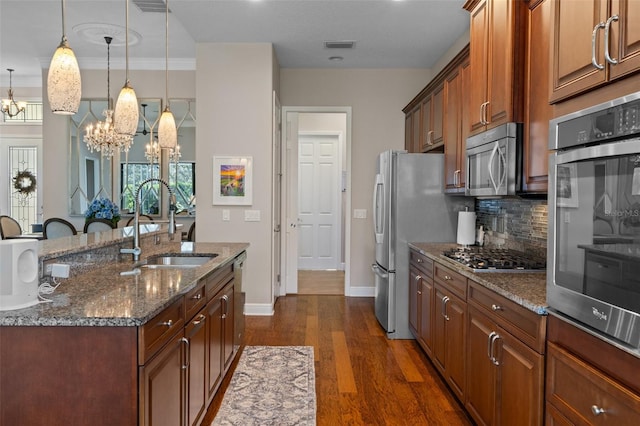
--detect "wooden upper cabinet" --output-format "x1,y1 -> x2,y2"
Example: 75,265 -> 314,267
444,51 -> 470,194
465,0 -> 525,136
550,0 -> 640,103
523,0 -> 552,194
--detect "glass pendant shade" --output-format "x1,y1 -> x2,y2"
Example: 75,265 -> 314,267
158,107 -> 177,149
47,41 -> 81,115
114,82 -> 139,135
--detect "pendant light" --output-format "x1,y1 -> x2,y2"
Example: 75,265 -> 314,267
158,0 -> 177,149
47,0 -> 82,115
114,0 -> 139,136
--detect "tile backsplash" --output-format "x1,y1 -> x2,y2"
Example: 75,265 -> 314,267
475,198 -> 547,257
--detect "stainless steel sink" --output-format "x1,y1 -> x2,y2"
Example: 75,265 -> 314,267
141,253 -> 218,269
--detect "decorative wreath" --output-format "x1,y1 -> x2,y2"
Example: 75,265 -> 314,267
13,170 -> 37,195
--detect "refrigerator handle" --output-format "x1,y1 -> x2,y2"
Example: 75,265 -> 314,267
373,173 -> 385,244
371,263 -> 388,279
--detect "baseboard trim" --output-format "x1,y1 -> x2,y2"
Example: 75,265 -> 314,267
245,303 -> 275,316
347,286 -> 375,297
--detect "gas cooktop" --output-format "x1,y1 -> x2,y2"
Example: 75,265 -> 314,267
442,246 -> 546,273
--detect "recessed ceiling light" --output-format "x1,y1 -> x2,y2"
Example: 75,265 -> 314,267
329,56 -> 344,62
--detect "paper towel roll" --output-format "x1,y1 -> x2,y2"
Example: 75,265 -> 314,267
457,211 -> 476,246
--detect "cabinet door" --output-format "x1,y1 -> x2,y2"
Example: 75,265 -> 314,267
222,283 -> 235,372
609,0 -> 640,80
185,310 -> 207,426
431,84 -> 445,148
405,112 -> 413,152
486,0 -> 519,128
411,104 -> 421,153
419,278 -> 434,357
469,0 -> 490,133
523,0 -> 551,193
444,64 -> 462,192
550,0 -> 609,102
497,329 -> 544,426
420,96 -> 432,151
409,266 -> 421,337
444,294 -> 466,401
434,285 -> 466,401
207,295 -> 224,400
466,307 -> 497,426
140,332 -> 185,426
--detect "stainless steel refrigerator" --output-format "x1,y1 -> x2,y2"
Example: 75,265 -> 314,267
371,150 -> 472,339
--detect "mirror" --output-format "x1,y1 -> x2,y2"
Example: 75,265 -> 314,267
69,98 -> 196,218
69,99 -> 114,216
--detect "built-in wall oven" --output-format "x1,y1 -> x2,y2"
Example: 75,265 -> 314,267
548,91 -> 640,356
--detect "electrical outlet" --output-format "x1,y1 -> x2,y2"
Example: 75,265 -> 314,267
46,263 -> 70,278
353,209 -> 367,219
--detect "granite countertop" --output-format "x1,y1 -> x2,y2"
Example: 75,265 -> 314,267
0,242 -> 249,327
409,242 -> 548,315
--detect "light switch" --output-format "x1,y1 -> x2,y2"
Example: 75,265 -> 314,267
353,209 -> 367,219
222,209 -> 230,221
244,210 -> 261,222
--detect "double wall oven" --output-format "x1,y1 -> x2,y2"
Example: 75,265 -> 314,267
548,91 -> 640,355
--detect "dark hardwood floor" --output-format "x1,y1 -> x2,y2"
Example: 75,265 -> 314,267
202,295 -> 471,425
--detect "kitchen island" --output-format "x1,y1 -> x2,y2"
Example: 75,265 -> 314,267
0,225 -> 248,426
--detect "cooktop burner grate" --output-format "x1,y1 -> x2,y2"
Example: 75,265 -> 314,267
442,246 -> 546,272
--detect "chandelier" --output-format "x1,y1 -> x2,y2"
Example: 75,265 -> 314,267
84,36 -> 133,157
145,139 -> 160,164
2,69 -> 27,118
169,144 -> 181,163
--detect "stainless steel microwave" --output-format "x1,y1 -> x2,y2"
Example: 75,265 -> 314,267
548,91 -> 640,356
465,123 -> 522,197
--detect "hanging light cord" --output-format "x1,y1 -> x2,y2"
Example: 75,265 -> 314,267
106,37 -> 112,109
60,0 -> 68,44
165,0 -> 169,105
125,0 -> 130,83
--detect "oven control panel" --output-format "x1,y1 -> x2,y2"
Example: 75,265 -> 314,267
555,96 -> 640,149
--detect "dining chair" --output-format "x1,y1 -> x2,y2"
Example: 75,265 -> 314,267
187,222 -> 196,242
43,218 -> 78,239
0,215 -> 22,239
83,218 -> 117,233
125,214 -> 154,226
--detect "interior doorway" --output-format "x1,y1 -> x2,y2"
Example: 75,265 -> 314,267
281,107 -> 352,296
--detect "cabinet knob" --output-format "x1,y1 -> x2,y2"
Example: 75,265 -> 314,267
591,405 -> 606,416
491,304 -> 503,311
159,319 -> 173,327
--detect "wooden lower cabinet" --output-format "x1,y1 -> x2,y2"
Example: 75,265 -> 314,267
185,309 -> 208,426
433,284 -> 466,401
207,280 -> 235,400
139,331 -> 187,426
466,305 -> 544,426
409,250 -> 434,357
546,315 -> 640,425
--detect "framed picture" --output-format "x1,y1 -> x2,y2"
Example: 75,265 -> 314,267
213,156 -> 253,205
556,163 -> 578,208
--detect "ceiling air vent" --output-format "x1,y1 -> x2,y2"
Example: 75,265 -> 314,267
324,41 -> 356,49
133,0 -> 169,13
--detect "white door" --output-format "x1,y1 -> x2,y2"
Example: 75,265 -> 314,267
271,91 -> 283,302
285,111 -> 300,294
297,133 -> 341,270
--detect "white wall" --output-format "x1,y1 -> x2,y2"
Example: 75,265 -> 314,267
280,68 -> 431,289
195,43 -> 278,314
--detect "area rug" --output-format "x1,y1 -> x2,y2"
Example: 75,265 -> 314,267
212,346 -> 316,425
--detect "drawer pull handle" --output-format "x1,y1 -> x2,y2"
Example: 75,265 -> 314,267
444,275 -> 452,280
415,275 -> 422,283
193,314 -> 206,325
191,293 -> 202,300
591,405 -> 606,416
417,258 -> 423,263
491,304 -> 503,311
417,290 -> 422,295
159,320 -> 173,327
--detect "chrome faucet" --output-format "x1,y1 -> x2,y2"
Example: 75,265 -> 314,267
121,178 -> 176,261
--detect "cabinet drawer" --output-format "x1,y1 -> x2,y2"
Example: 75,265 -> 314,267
410,250 -> 433,277
468,281 -> 545,354
434,263 -> 467,300
138,297 -> 185,364
185,280 -> 206,321
206,264 -> 234,301
547,342 -> 640,425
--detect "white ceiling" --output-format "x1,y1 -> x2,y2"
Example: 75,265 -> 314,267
0,0 -> 470,88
